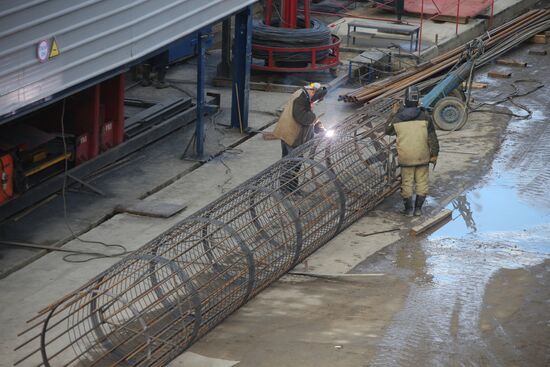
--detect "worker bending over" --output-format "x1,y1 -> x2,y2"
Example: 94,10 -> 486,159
273,82 -> 327,193
386,85 -> 439,216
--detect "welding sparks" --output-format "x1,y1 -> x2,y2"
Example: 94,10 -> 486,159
325,129 -> 335,138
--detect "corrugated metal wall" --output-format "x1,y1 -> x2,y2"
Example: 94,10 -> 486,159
0,0 -> 256,122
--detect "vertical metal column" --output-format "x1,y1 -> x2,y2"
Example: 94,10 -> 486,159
196,31 -> 206,156
231,6 -> 252,132
217,18 -> 232,78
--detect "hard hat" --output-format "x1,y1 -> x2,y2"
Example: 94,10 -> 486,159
306,82 -> 321,90
404,85 -> 420,107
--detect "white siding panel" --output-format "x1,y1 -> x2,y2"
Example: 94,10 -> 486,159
0,0 -> 256,120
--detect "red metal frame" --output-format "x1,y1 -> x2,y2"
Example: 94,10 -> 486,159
252,35 -> 341,72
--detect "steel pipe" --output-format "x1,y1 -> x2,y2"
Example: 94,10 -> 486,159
340,9 -> 550,104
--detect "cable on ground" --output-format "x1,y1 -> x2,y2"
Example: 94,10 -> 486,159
58,99 -> 131,263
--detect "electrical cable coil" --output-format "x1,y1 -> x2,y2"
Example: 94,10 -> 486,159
252,17 -> 333,63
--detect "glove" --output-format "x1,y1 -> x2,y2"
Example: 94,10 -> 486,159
391,101 -> 401,114
314,121 -> 326,134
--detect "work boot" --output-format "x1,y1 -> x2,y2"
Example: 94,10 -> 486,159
154,67 -> 169,89
414,195 -> 426,216
401,197 -> 413,217
140,64 -> 152,86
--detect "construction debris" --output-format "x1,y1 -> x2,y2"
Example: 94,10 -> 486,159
339,9 -> 550,104
496,59 -> 528,67
462,82 -> 488,89
488,71 -> 512,79
529,34 -> 547,44
529,49 -> 548,55
409,209 -> 452,237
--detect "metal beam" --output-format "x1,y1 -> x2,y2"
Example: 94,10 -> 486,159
231,6 -> 253,132
216,18 -> 232,78
195,31 -> 206,157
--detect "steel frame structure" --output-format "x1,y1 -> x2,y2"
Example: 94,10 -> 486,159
16,99 -> 400,367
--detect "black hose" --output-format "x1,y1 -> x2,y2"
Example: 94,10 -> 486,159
252,17 -> 332,63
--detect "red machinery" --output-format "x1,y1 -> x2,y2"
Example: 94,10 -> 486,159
252,0 -> 341,72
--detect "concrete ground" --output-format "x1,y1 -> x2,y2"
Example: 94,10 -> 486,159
1,3 -> 549,367
178,43 -> 550,367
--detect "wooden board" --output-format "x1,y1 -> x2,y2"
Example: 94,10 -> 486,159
409,209 -> 452,237
462,82 -> 487,89
496,59 -> 527,67
529,34 -> 547,44
488,71 -> 512,79
432,15 -> 469,24
528,49 -> 548,55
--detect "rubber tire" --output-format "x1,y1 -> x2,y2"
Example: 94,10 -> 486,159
432,96 -> 468,131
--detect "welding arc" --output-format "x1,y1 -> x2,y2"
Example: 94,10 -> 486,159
15,99 -> 399,367
252,17 -> 332,62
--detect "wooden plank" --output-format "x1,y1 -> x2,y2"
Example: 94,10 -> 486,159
495,59 -> 528,67
462,81 -> 487,89
409,209 -> 452,237
488,71 -> 512,79
115,201 -> 187,218
432,15 -> 469,24
528,49 -> 548,55
529,34 -> 547,44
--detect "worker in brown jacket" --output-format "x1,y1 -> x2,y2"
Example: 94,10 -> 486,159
386,85 -> 439,216
273,83 -> 327,193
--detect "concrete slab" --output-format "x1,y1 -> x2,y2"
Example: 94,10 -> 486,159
114,200 -> 187,218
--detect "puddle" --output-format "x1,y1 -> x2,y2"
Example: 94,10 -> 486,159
431,171 -> 550,255
370,48 -> 550,365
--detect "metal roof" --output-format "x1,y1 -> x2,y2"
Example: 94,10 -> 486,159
0,0 -> 257,123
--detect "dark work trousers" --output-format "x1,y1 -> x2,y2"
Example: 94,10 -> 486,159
395,0 -> 405,21
151,51 -> 169,82
280,141 -> 302,193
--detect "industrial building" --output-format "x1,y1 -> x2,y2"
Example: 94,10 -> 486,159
0,1 -> 549,366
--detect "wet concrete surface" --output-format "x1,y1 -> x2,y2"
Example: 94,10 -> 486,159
353,45 -> 550,366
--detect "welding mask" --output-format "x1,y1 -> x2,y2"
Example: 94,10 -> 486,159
404,86 -> 420,107
311,86 -> 327,103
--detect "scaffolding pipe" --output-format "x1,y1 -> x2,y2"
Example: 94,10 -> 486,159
16,100 -> 400,367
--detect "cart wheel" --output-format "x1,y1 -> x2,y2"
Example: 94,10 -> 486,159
432,96 -> 468,131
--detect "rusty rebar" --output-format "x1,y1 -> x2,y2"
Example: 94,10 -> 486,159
16,100 -> 399,367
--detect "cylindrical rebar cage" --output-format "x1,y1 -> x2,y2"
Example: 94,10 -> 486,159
16,100 -> 400,367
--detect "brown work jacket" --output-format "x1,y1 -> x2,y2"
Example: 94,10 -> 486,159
273,89 -> 317,147
386,107 -> 439,167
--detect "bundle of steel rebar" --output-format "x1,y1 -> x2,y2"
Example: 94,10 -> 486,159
15,99 -> 399,367
340,9 -> 550,103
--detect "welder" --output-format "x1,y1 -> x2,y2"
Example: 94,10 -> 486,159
273,82 -> 328,193
386,85 -> 439,216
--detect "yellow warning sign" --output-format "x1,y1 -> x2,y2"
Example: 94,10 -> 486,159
49,38 -> 59,59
